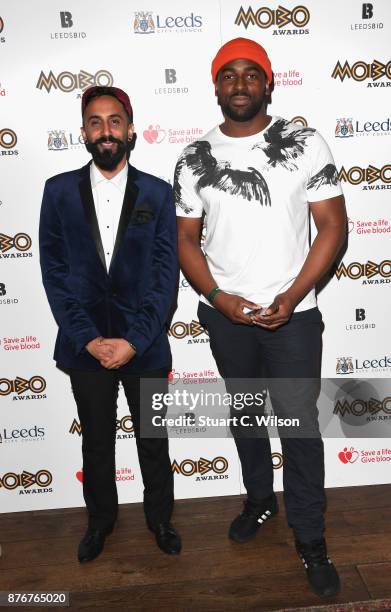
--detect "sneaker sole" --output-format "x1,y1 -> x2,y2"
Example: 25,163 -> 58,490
307,575 -> 341,599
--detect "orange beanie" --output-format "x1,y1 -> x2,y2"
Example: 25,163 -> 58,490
211,37 -> 272,84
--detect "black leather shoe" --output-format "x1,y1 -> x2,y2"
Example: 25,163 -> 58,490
77,526 -> 112,563
229,494 -> 278,543
296,538 -> 341,597
151,523 -> 181,555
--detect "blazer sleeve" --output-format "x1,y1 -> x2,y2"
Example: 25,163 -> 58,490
39,179 -> 101,355
126,184 -> 178,356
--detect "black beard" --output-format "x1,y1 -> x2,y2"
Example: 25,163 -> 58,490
218,93 -> 266,123
85,135 -> 128,171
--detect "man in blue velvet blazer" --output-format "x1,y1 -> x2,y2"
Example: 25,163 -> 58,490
39,86 -> 181,562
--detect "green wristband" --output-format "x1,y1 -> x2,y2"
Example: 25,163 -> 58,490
207,287 -> 221,303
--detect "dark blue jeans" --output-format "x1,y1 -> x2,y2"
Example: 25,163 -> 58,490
198,301 -> 325,542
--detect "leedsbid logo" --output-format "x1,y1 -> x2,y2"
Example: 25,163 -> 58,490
36,69 -> 113,93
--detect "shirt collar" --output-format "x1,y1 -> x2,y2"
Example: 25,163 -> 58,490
90,161 -> 128,193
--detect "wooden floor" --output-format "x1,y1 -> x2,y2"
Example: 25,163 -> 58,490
1,484 -> 391,611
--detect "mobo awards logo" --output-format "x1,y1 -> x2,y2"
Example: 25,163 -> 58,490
334,260 -> 391,284
36,69 -> 113,93
234,5 -> 310,35
172,456 -> 228,481
0,469 -> 53,494
338,164 -> 391,190
168,320 -> 209,344
0,375 -> 46,400
332,59 -> 391,87
0,128 -> 18,156
70,414 -> 134,439
0,232 -> 32,258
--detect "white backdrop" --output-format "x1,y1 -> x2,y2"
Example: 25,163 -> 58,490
1,0 -> 390,512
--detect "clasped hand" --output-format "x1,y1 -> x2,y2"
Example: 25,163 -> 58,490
85,337 -> 135,369
214,291 -> 297,330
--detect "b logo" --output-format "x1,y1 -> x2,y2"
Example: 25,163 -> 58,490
60,11 -> 73,28
165,69 -> 177,84
362,3 -> 373,19
0,129 -> 17,149
356,308 -> 366,321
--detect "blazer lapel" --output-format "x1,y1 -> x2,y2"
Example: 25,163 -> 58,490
110,165 -> 139,271
79,163 -> 107,272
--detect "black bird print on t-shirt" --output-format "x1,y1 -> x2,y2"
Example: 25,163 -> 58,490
252,118 -> 315,171
174,140 -> 271,213
307,164 -> 339,190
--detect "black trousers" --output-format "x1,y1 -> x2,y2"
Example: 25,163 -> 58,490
69,366 -> 173,531
198,302 -> 325,542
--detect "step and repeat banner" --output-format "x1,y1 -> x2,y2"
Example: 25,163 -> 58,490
1,0 -> 390,512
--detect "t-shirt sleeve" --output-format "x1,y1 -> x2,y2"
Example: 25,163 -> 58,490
173,146 -> 204,218
305,131 -> 343,202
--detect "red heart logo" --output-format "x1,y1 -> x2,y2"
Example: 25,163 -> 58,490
345,450 -> 352,461
143,129 -> 154,144
338,451 -> 348,464
150,128 -> 159,142
168,369 -> 180,385
76,470 -> 83,483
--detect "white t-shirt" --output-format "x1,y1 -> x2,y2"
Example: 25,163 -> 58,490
174,116 -> 343,312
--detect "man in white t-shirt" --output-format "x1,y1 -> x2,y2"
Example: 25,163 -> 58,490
174,38 -> 346,598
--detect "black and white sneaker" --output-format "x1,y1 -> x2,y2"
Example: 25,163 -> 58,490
229,494 -> 278,543
296,538 -> 341,598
